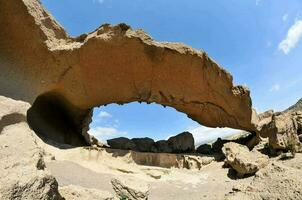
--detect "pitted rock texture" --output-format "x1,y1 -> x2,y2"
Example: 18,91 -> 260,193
111,178 -> 150,200
222,142 -> 269,177
257,98 -> 302,151
0,0 -> 255,144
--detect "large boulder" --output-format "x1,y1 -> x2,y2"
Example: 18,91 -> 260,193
259,111 -> 302,152
154,140 -> 172,153
111,178 -> 150,200
131,137 -> 155,152
107,137 -> 136,150
167,132 -> 195,153
196,144 -> 212,154
222,142 -> 269,177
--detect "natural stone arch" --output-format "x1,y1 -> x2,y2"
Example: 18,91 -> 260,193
0,0 -> 256,145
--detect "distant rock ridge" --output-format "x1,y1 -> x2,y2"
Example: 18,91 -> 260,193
107,132 -> 194,153
285,98 -> 302,113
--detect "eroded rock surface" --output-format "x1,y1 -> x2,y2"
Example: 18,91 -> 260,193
111,178 -> 150,200
257,98 -> 302,152
59,185 -> 116,200
0,96 -> 62,200
222,142 -> 269,177
0,0 -> 255,145
226,162 -> 302,200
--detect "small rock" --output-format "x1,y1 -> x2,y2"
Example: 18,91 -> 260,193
111,178 -> 150,200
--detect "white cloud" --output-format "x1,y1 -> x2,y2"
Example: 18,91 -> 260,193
269,84 -> 280,92
88,126 -> 127,142
282,14 -> 288,22
278,20 -> 302,54
97,111 -> 112,120
187,126 -> 243,146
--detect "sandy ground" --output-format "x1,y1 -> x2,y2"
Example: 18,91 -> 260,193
44,145 -> 254,200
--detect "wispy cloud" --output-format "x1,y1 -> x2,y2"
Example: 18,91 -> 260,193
269,84 -> 280,92
187,126 -> 243,145
282,14 -> 289,22
278,20 -> 302,54
97,111 -> 112,120
88,126 -> 127,142
255,0 -> 261,6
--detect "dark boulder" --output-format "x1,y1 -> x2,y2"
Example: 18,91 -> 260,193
107,137 -> 136,150
154,140 -> 172,153
167,132 -> 195,153
131,137 -> 155,152
196,144 -> 212,154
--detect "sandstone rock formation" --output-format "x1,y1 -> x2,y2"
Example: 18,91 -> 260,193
59,185 -> 116,200
226,162 -> 302,200
257,99 -> 302,152
0,0 -> 255,146
111,178 -> 150,200
0,96 -> 62,200
222,142 -> 269,177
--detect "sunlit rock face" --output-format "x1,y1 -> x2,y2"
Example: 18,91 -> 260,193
0,0 -> 255,145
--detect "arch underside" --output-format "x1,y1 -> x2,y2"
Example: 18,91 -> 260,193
0,0 -> 255,145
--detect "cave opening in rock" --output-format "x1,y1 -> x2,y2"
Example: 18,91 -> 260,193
27,92 -> 90,147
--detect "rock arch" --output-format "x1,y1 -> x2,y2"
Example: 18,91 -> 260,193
0,0 -> 255,145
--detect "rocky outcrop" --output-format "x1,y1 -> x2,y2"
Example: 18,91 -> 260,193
107,137 -> 136,150
257,98 -> 302,152
108,132 -> 195,153
0,96 -> 62,200
222,142 -> 269,177
154,140 -> 172,153
167,132 -> 195,153
226,162 -> 302,200
111,178 -> 150,200
131,137 -> 155,152
197,132 -> 257,155
0,0 -> 255,146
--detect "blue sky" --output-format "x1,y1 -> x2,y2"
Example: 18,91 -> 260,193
42,0 -> 302,144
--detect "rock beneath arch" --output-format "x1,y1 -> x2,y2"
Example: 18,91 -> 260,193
107,137 -> 136,150
167,132 -> 195,153
222,142 -> 269,177
131,137 -> 155,152
0,0 -> 256,145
